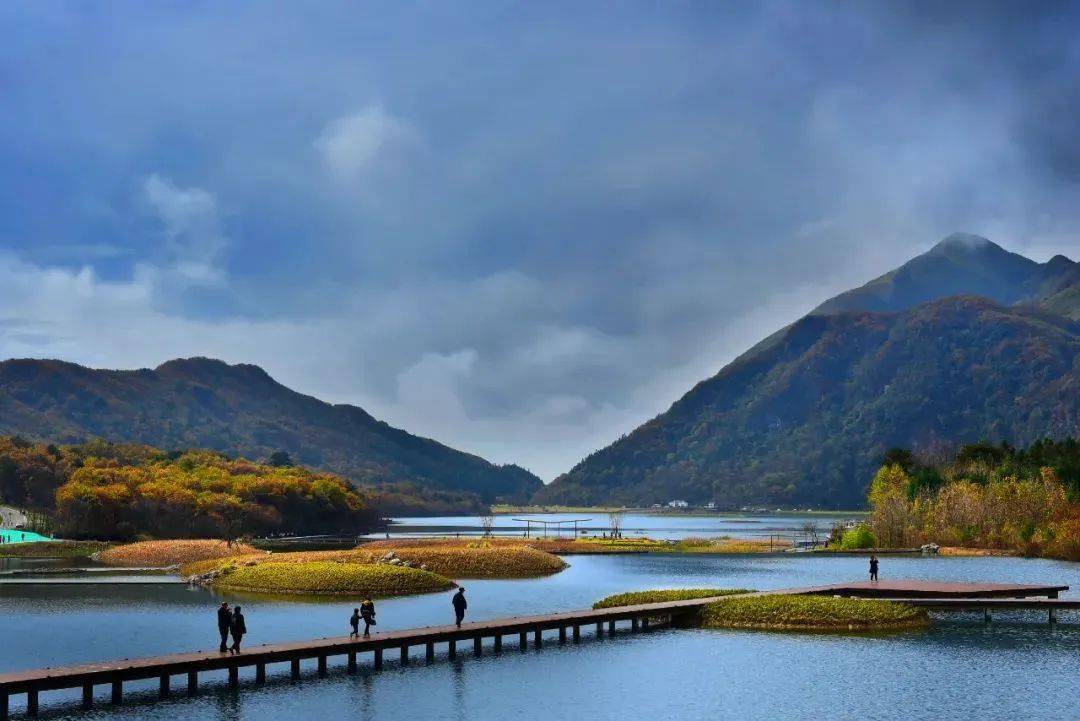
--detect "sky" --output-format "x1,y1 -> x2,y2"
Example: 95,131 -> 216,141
1,1 -> 1079,480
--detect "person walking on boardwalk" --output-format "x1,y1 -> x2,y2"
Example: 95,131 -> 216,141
217,602 -> 233,652
869,554 -> 879,582
452,587 -> 467,627
360,597 -> 376,636
229,606 -> 247,653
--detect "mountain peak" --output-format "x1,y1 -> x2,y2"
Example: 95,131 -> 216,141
929,232 -> 997,253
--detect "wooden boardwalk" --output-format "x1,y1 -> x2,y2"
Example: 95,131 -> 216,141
0,580 -> 1069,719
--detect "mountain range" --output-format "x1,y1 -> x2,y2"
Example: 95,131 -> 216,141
0,357 -> 541,509
536,234 -> 1080,508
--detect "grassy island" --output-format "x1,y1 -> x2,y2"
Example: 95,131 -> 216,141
182,538 -> 567,580
0,540 -> 111,559
98,539 -> 259,567
700,594 -> 928,632
593,588 -> 752,609
209,561 -> 454,597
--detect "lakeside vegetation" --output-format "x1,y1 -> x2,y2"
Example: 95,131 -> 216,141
593,588 -> 752,609
848,439 -> 1080,561
699,595 -> 928,631
0,540 -> 110,558
0,437 -> 378,540
206,560 -> 455,597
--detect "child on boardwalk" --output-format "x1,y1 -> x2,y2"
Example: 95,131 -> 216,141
869,554 -> 879,582
349,608 -> 361,638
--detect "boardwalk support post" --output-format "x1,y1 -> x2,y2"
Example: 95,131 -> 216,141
26,689 -> 37,718
608,620 -> 615,635
187,671 -> 197,695
291,659 -> 301,680
519,631 -> 527,650
111,679 -> 122,705
631,617 -> 640,632
348,651 -> 358,673
573,625 -> 581,643
493,634 -> 502,653
447,641 -> 456,661
1,691 -> 7,721
596,621 -> 603,637
159,674 -> 170,698
558,626 -> 567,644
425,642 -> 435,663
228,666 -> 239,688
318,655 -> 328,676
1050,608 -> 1057,625
642,617 -> 649,631
374,648 -> 384,670
534,628 -> 542,648
82,682 -> 94,708
983,609 -> 991,624
473,637 -> 482,656
400,646 -> 409,665
256,663 -> 266,684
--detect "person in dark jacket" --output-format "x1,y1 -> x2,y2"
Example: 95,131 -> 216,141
869,554 -> 880,582
229,606 -> 247,653
350,608 -> 361,638
360,598 -> 376,636
217,602 -> 232,652
452,587 -> 467,627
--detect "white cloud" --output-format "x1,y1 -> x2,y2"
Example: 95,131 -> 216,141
314,104 -> 419,180
141,174 -> 228,286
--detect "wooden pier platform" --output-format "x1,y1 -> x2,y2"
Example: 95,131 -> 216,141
0,579 -> 1069,719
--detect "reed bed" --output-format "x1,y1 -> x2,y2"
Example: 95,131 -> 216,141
699,594 -> 928,631
593,588 -> 752,609
98,539 -> 259,567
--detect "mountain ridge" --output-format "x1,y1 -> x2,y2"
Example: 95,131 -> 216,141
537,234 -> 1080,507
0,356 -> 541,505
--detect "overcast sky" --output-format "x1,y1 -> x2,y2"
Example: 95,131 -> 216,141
2,1 -> 1079,479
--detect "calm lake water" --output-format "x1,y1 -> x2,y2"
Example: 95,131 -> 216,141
1,551 -> 1078,720
382,511 -> 863,540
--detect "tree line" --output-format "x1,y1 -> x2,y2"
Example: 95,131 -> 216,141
0,437 -> 378,540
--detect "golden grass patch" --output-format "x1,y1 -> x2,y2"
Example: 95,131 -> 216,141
700,594 -> 928,632
98,539 -> 258,568
210,561 -> 453,597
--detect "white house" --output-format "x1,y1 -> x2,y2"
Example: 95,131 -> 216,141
667,499 -> 689,508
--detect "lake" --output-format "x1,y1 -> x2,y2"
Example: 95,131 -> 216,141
1,550 -> 1078,720
380,511 -> 863,541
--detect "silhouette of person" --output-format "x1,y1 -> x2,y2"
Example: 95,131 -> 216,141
217,602 -> 232,652
869,554 -> 879,582
350,608 -> 361,638
452,587 -> 467,627
360,598 -> 376,636
230,606 -> 247,653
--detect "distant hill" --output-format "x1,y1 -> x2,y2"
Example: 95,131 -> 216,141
538,235 -> 1080,508
0,357 -> 541,507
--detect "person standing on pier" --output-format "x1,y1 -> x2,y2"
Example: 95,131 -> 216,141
360,597 -> 376,636
869,554 -> 879,582
217,602 -> 233,652
230,606 -> 247,653
349,608 -> 361,638
452,587 -> 467,627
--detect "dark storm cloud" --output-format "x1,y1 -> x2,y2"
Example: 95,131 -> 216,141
0,1 -> 1078,477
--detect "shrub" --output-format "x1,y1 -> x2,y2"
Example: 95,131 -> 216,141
99,539 -> 258,567
700,594 -> 928,631
210,561 -> 453,597
593,588 -> 753,609
840,524 -> 876,549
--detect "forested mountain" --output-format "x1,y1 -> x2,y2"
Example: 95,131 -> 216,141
0,357 -> 541,507
538,236 -> 1080,508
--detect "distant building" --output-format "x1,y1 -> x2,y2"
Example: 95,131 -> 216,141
705,501 -> 716,510
667,499 -> 689,508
